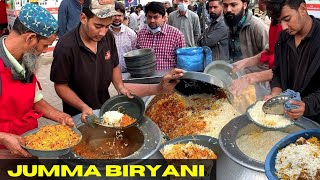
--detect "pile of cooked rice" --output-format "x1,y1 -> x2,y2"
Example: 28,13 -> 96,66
236,130 -> 289,162
275,137 -> 320,179
248,101 -> 292,128
101,111 -> 136,127
161,142 -> 217,159
24,125 -> 81,150
145,92 -> 240,139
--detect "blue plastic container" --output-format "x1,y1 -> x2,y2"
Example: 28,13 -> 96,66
265,129 -> 320,179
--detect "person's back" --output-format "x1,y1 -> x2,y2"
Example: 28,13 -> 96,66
128,12 -> 139,32
58,0 -> 83,38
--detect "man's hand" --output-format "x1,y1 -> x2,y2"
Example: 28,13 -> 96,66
263,87 -> 282,101
80,105 -> 93,123
56,112 -> 74,127
232,58 -> 249,73
285,100 -> 305,120
0,133 -> 31,158
157,68 -> 184,94
229,76 -> 250,96
119,87 -> 134,99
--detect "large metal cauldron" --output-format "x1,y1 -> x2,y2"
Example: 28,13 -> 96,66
61,110 -> 163,165
218,115 -> 320,179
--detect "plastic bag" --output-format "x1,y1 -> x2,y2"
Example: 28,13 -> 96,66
176,46 -> 212,72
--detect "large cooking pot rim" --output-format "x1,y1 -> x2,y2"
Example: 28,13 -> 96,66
219,115 -> 320,172
61,110 -> 162,163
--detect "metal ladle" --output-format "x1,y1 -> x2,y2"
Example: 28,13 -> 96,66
85,114 -> 103,128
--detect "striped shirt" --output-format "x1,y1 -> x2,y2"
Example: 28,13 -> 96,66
136,24 -> 185,70
110,24 -> 137,72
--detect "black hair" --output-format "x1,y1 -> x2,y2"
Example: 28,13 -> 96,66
145,2 -> 166,16
115,2 -> 125,15
241,0 -> 249,3
130,6 -> 135,13
12,17 -> 47,39
166,7 -> 175,15
82,7 -> 95,19
206,0 -> 223,10
82,0 -> 95,19
137,4 -> 143,9
267,0 -> 306,19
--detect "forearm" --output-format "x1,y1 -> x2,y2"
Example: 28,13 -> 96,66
124,83 -> 161,97
302,90 -> 320,116
33,99 -> 64,123
0,132 -> 8,145
54,83 -> 89,112
245,69 -> 273,84
270,87 -> 283,96
246,52 -> 263,67
112,66 -> 126,92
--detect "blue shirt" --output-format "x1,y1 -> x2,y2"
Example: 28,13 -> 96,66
58,0 -> 82,38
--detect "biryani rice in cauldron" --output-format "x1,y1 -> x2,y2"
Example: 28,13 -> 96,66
145,92 -> 240,139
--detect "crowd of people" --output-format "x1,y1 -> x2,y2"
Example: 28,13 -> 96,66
0,0 -> 320,159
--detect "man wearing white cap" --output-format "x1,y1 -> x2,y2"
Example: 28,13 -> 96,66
51,0 -> 184,123
0,3 -> 74,158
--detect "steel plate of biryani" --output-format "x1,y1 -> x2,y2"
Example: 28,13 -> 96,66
247,101 -> 293,129
275,137 -> 320,179
23,125 -> 81,150
161,142 -> 217,159
161,141 -> 217,179
145,91 -> 240,139
99,111 -> 136,128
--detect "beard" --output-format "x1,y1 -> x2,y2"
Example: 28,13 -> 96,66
224,7 -> 245,27
112,21 -> 122,27
21,48 -> 40,74
210,13 -> 218,22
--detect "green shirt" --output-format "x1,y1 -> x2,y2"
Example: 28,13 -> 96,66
2,38 -> 43,103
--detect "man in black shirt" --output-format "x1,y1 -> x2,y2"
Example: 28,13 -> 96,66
266,0 -> 320,122
51,0 -> 183,122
